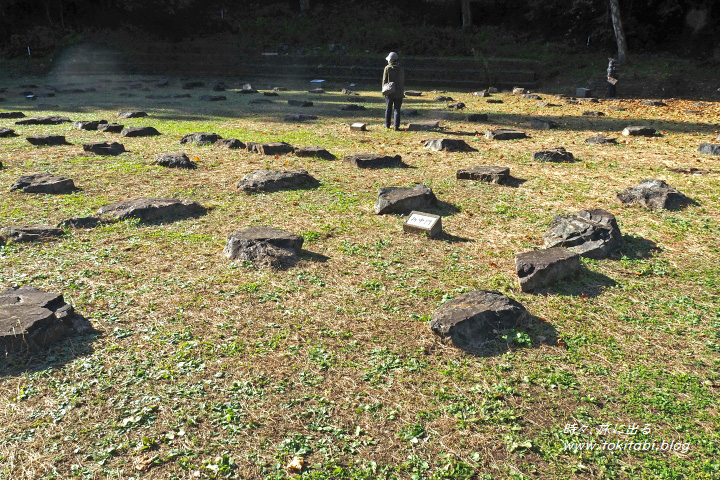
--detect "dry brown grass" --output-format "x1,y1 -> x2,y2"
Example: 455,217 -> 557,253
1,74 -> 719,479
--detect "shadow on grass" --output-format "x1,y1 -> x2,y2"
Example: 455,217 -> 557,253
526,265 -> 617,298
1,324 -> 100,377
616,234 -> 660,260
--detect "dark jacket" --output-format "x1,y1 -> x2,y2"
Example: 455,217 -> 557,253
607,60 -> 618,79
382,63 -> 405,99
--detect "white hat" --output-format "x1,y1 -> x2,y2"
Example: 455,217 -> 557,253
386,52 -> 399,62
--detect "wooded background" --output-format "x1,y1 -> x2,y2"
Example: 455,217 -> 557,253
0,0 -> 718,60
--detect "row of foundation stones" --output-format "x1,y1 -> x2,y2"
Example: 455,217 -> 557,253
0,150 -> 700,356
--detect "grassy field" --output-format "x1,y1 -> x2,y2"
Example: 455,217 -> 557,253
1,70 -> 719,480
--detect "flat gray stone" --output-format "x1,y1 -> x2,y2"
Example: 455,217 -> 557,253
640,100 -> 667,106
284,114 -> 317,121
340,104 -> 366,111
435,96 -> 454,102
485,129 -> 526,140
294,146 -> 335,160
447,102 -> 466,109
1,225 -> 63,244
199,95 -> 226,101
117,111 -> 147,119
0,286 -> 92,354
515,247 -> 581,292
467,113 -> 488,122
215,138 -> 245,149
26,135 -> 69,146
0,128 -> 18,137
15,116 -> 71,125
667,167 -> 709,175
543,209 -> 623,259
513,87 -> 526,95
622,126 -> 655,137
153,152 -> 197,169
456,166 -> 510,184
530,118 -> 557,129
343,153 -> 404,169
585,135 -> 616,144
472,90 -> 489,97
617,180 -> 694,210
11,172 -> 76,193
247,142 -> 295,155
430,290 -> 529,352
486,99 -> 503,104
97,197 -> 207,222
97,123 -> 124,133
57,216 -> 102,229
288,99 -> 313,107
424,138 -> 477,152
533,147 -> 575,162
180,132 -> 221,146
121,126 -> 161,137
0,112 -> 25,119
407,121 -> 441,131
83,141 -> 125,156
405,90 -> 423,96
350,123 -> 367,131
72,120 -> 108,130
374,184 -> 438,215
224,226 -> 303,268
698,143 -> 720,156
521,94 -> 542,100
237,169 -> 319,193
582,111 -> 605,116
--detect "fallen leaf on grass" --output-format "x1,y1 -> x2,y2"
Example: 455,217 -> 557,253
286,456 -> 304,473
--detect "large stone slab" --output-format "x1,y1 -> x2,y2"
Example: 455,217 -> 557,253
294,146 -> 335,160
374,185 -> 438,215
515,247 -> 581,292
247,142 -> 295,155
215,138 -> 245,149
288,99 -> 313,107
530,118 -> 557,129
340,104 -> 366,111
430,290 -> 529,352
0,286 -> 93,354
117,111 -> 148,118
698,143 -> 720,156
97,197 -> 207,222
585,135 -> 616,144
543,209 -> 623,259
407,121 -> 441,131
237,169 -> 318,193
83,141 -> 125,156
284,114 -> 317,121
153,152 -> 197,169
456,166 -> 510,184
616,180 -> 694,210
485,129 -> 527,140
640,100 -> 667,106
424,138 -> 477,152
11,172 -> 76,193
0,225 -> 63,244
622,126 -> 656,137
26,135 -> 70,146
180,132 -> 222,146
15,116 -> 71,125
0,111 -> 25,119
467,113 -> 488,122
0,128 -> 18,137
97,123 -> 124,133
343,153 -> 404,169
57,216 -> 103,229
533,147 -> 575,162
199,95 -> 226,102
72,120 -> 108,130
224,226 -> 303,268
121,126 -> 161,137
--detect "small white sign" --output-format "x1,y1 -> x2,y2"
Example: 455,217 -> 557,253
407,213 -> 436,228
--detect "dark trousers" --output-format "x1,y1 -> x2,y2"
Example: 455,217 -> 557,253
607,81 -> 616,98
384,97 -> 402,129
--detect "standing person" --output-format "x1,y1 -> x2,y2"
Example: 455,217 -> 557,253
606,57 -> 618,98
382,52 -> 405,130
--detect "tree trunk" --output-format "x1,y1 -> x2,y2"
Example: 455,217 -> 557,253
608,0 -> 628,63
460,0 -> 472,28
299,0 -> 310,13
